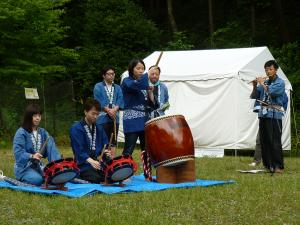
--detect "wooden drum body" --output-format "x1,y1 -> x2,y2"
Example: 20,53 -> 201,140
145,114 -> 195,168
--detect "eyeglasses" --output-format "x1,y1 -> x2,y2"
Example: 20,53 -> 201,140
105,72 -> 115,76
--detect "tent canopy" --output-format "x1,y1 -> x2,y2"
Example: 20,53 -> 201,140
143,47 -> 292,90
119,47 -> 292,150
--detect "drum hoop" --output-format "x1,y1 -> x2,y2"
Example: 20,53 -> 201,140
153,155 -> 195,168
44,158 -> 77,170
103,157 -> 135,174
145,114 -> 184,126
44,159 -> 79,183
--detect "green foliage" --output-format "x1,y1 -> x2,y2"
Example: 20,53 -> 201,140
271,42 -> 300,149
165,32 -> 194,50
0,0 -> 78,80
209,22 -> 253,48
64,0 -> 161,98
271,42 -> 300,106
0,108 -> 19,138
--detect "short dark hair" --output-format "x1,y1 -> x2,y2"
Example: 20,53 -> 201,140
22,103 -> 43,132
84,99 -> 100,112
101,66 -> 115,76
149,65 -> 161,74
128,58 -> 145,77
264,60 -> 279,69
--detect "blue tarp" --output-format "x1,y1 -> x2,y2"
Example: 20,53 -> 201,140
0,174 -> 235,198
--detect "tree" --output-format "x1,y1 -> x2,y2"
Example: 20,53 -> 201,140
0,0 -> 78,139
166,0 -> 178,33
64,0 -> 161,99
0,0 -> 77,81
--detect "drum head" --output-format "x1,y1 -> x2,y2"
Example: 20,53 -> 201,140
107,165 -> 134,182
49,170 -> 78,184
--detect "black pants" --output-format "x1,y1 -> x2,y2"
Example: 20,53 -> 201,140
102,122 -> 119,146
122,131 -> 145,155
253,130 -> 262,162
259,118 -> 284,170
78,167 -> 105,183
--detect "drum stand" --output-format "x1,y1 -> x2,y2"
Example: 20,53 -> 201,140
43,182 -> 68,191
156,160 -> 196,184
102,176 -> 126,187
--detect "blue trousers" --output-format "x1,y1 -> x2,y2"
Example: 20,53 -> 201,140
16,137 -> 61,186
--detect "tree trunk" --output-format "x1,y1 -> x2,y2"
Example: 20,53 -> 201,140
166,0 -> 177,33
208,0 -> 214,36
250,0 -> 256,40
273,0 -> 290,43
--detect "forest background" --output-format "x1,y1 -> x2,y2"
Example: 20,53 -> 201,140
0,0 -> 299,153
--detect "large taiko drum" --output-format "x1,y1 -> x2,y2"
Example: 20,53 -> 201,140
145,114 -> 194,168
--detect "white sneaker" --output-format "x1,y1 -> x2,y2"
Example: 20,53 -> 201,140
249,162 -> 258,167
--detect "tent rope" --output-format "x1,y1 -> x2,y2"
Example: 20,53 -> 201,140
290,91 -> 299,156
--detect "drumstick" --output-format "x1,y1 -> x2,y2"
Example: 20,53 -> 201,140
109,132 -> 114,146
155,51 -> 163,66
39,136 -> 50,156
99,144 -> 107,161
99,133 -> 114,160
113,119 -> 117,142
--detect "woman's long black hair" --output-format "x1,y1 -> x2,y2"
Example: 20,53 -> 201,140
22,103 -> 43,132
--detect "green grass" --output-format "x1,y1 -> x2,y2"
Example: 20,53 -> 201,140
0,147 -> 299,225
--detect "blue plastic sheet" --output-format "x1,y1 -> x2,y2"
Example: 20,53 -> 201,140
0,174 -> 235,198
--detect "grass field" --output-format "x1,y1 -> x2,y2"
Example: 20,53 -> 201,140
0,147 -> 299,225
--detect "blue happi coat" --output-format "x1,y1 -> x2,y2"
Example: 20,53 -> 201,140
70,120 -> 108,172
13,127 -> 61,180
121,73 -> 149,133
253,75 -> 286,119
149,82 -> 169,117
93,82 -> 124,125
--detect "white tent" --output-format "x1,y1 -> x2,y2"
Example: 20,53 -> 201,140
119,47 -> 292,150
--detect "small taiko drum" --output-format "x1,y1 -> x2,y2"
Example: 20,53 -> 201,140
44,158 -> 80,185
145,114 -> 195,168
102,155 -> 137,183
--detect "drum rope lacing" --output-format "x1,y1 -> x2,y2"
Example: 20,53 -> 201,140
145,114 -> 183,126
154,155 -> 195,168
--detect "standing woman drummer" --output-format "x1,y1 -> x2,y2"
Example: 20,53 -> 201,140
121,59 -> 157,180
13,103 -> 61,186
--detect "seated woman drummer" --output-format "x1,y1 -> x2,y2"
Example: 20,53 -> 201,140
70,99 -> 112,183
147,65 -> 170,120
13,103 -> 61,186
